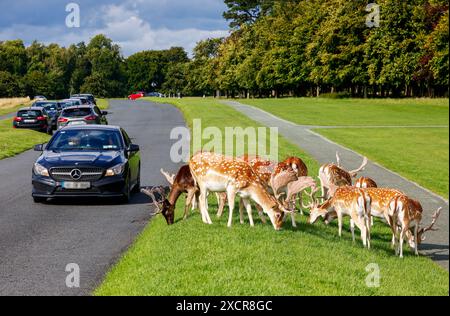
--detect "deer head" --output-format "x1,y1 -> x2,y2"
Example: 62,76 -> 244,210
141,186 -> 175,225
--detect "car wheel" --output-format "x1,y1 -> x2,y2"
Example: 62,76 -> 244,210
33,196 -> 46,203
132,165 -> 141,193
120,175 -> 131,204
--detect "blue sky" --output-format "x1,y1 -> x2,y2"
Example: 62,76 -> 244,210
0,0 -> 229,56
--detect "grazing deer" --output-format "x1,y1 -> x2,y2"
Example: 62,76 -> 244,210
389,195 -> 442,257
318,153 -> 368,200
237,155 -> 300,226
355,177 -> 377,188
156,166 -> 227,223
308,186 -> 372,248
189,152 -> 290,230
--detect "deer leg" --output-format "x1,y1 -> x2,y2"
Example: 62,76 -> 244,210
414,224 -> 419,256
242,198 -> 254,227
216,193 -> 225,218
399,226 -> 407,258
239,198 -> 245,224
350,218 -> 356,244
337,212 -> 343,238
184,189 -> 195,220
199,189 -> 208,224
227,188 -> 237,228
255,204 -> 267,224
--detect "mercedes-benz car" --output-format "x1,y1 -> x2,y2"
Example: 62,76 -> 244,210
32,125 -> 141,203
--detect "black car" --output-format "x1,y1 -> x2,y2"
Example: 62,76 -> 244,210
32,125 -> 140,203
31,101 -> 62,130
13,107 -> 53,134
71,93 -> 96,105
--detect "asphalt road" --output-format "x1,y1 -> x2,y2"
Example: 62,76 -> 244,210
0,100 -> 187,295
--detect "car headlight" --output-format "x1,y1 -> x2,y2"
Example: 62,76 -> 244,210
105,163 -> 125,176
34,162 -> 49,177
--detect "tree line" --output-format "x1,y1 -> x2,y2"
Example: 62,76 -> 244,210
0,34 -> 187,99
180,0 -> 448,98
1,0 -> 448,99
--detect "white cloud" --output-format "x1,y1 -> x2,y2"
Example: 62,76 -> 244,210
0,2 -> 228,56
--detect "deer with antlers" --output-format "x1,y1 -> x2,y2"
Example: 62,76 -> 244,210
308,186 -> 372,248
150,165 -> 227,224
189,152 -> 291,230
389,195 -> 442,257
318,152 -> 368,200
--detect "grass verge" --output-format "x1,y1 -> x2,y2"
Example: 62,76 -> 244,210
315,127 -> 449,197
94,97 -> 448,296
0,119 -> 50,160
242,98 -> 449,126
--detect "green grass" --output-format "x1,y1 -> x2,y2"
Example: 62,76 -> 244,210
315,127 -> 449,197
241,97 -> 449,198
243,98 -> 449,126
0,119 -> 50,159
94,97 -> 448,296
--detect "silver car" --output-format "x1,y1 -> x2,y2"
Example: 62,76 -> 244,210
57,105 -> 108,129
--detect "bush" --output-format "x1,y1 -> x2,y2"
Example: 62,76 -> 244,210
320,92 -> 352,99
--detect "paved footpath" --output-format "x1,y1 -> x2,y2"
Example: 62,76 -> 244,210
222,100 -> 449,270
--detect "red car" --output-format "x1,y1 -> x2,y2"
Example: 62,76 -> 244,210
128,91 -> 144,100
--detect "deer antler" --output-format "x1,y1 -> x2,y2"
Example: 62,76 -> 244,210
160,168 -> 175,185
336,151 -> 341,167
349,156 -> 368,177
420,207 -> 442,234
304,186 -> 320,209
141,186 -> 166,214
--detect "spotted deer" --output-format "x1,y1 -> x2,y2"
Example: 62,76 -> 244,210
308,186 -> 372,248
189,152 -> 290,230
155,166 -> 227,223
389,195 -> 442,257
355,177 -> 377,189
318,152 -> 368,200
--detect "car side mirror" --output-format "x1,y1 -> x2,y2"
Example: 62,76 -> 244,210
127,144 -> 139,152
34,144 -> 44,151
101,111 -> 108,116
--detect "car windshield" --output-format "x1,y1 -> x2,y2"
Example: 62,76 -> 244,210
48,129 -> 123,151
34,102 -> 58,111
18,110 -> 42,118
62,108 -> 92,117
59,101 -> 74,108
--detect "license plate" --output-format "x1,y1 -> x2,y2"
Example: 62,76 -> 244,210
62,182 -> 91,189
24,119 -> 36,123
67,121 -> 86,126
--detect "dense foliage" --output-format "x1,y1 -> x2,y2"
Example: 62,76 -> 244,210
0,1 -> 448,98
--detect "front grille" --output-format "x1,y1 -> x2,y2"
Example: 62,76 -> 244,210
50,167 -> 104,182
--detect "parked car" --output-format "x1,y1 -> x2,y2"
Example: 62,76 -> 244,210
128,91 -> 144,100
70,96 -> 91,105
31,101 -> 62,130
13,107 -> 53,134
33,95 -> 47,101
71,93 -> 96,105
32,125 -> 141,203
57,105 -> 108,129
146,92 -> 163,97
59,99 -> 82,108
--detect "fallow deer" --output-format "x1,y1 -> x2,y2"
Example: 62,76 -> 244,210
355,177 -> 378,189
189,152 -> 291,230
318,153 -> 368,200
308,186 -> 372,248
389,195 -> 442,257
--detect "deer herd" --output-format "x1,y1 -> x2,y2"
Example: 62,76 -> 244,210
142,151 -> 441,258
